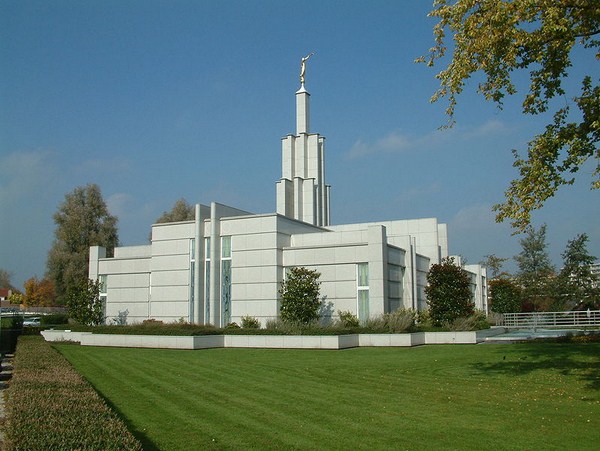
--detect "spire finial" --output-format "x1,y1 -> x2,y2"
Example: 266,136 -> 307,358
299,52 -> 315,86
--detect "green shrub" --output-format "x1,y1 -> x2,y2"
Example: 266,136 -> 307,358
68,322 -> 221,336
551,332 -> 600,343
279,267 -> 322,325
444,312 -> 490,331
363,310 -> 416,333
265,318 -> 304,334
336,310 -> 359,328
67,279 -> 105,326
40,313 -> 69,326
385,309 -> 416,333
241,315 -> 261,329
489,278 -> 522,313
5,336 -> 142,451
263,318 -> 346,335
2,315 -> 23,329
20,326 -> 43,336
225,322 -> 240,329
416,309 -> 431,327
425,257 -> 475,326
568,333 -> 600,343
364,315 -> 387,331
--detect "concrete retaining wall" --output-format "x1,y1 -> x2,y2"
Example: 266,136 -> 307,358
42,328 -> 506,349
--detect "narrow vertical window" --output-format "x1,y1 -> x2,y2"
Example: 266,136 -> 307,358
189,239 -> 195,322
204,237 -> 211,322
357,263 -> 369,322
221,236 -> 232,326
99,275 -> 108,323
99,275 -> 107,297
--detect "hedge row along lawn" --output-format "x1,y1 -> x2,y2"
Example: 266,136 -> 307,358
55,343 -> 599,450
5,336 -> 142,451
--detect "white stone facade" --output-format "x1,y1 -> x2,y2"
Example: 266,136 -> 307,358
90,82 -> 487,326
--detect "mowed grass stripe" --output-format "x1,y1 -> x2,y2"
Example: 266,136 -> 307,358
65,344 -> 584,450
57,346 -> 584,448
56,348 -> 354,449
55,344 -> 600,450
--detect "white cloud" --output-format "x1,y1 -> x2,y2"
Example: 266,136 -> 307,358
450,203 -> 496,230
0,150 -> 57,207
461,119 -> 508,139
345,119 -> 510,159
346,131 -> 411,159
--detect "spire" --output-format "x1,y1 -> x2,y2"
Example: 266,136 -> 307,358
296,85 -> 310,135
296,53 -> 314,135
276,56 -> 330,227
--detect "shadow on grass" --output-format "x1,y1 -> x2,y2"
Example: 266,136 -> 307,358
52,343 -> 161,451
472,343 -> 600,393
92,389 -> 161,451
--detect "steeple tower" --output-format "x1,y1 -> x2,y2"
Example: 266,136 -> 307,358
276,56 -> 330,227
296,84 -> 309,134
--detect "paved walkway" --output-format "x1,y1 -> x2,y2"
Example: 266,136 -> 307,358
0,354 -> 14,448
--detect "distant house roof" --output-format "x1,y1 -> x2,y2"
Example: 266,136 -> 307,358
0,288 -> 12,299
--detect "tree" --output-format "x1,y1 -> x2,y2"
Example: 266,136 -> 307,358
557,233 -> 600,309
67,279 -> 105,325
420,1 -> 599,231
489,278 -> 522,313
425,257 -> 474,326
0,268 -> 16,291
46,184 -> 118,301
23,277 -> 56,307
8,292 -> 24,305
480,254 -> 509,280
514,224 -> 556,311
150,198 -> 195,240
155,198 -> 195,223
279,267 -> 322,325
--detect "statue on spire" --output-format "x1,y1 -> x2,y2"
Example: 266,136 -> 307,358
300,52 -> 315,86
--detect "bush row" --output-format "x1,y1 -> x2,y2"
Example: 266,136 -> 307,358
5,336 -> 142,451
64,310 -> 489,336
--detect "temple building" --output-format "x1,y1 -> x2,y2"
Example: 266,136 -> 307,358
89,71 -> 487,326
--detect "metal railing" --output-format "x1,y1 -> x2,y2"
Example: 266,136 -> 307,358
501,310 -> 600,329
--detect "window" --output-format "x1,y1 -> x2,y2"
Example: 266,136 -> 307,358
99,275 -> 107,296
99,275 -> 107,321
189,239 -> 195,321
204,238 -> 211,322
221,236 -> 232,326
357,263 -> 369,321
388,264 -> 404,312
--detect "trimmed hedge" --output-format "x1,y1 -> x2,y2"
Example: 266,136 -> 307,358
5,336 -> 142,451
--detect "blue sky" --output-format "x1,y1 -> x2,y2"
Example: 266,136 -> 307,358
1,0 -> 598,289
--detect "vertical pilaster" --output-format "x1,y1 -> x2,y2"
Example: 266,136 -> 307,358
209,202 -> 220,327
193,204 -> 203,324
367,225 -> 388,316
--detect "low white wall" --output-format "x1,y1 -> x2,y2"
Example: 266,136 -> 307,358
423,331 -> 477,344
358,334 -> 414,347
80,334 -> 223,350
41,330 -> 93,342
224,335 -> 351,349
41,329 -> 505,350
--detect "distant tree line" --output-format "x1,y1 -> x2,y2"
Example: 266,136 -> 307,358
483,226 -> 599,313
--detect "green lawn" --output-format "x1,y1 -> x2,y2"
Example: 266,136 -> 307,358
55,343 -> 600,451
